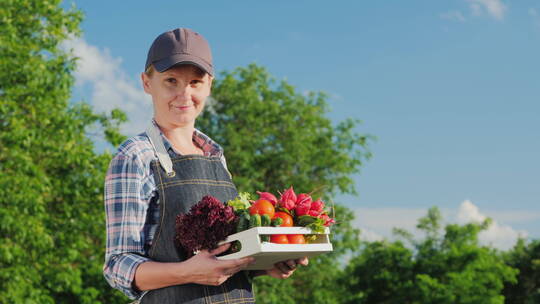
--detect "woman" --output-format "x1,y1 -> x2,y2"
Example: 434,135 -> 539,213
103,28 -> 307,304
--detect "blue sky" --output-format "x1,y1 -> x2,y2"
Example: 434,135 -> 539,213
65,0 -> 540,247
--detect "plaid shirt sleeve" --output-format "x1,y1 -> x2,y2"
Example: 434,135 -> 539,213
103,149 -> 153,300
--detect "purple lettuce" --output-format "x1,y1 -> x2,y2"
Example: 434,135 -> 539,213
175,195 -> 237,257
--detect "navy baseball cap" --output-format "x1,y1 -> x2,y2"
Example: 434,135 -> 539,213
145,28 -> 213,76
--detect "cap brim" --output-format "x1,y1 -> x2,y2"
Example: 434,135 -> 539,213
153,54 -> 213,76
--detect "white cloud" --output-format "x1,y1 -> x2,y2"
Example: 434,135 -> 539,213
457,200 -> 528,250
62,36 -> 152,137
456,199 -> 486,222
354,207 -> 431,244
467,0 -> 507,20
354,207 -> 426,237
353,200 -> 532,250
440,10 -> 466,22
359,227 -> 384,242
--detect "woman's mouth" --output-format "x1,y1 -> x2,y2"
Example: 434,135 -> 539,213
172,104 -> 192,111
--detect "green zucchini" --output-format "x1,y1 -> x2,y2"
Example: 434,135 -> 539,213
261,214 -> 271,226
237,212 -> 251,232
249,214 -> 262,228
260,214 -> 271,242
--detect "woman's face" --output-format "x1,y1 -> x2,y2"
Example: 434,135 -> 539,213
142,64 -> 212,128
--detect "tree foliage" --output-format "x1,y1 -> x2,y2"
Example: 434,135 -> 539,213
502,239 -> 540,303
4,2 -> 536,303
0,1 -> 125,303
344,207 -> 519,304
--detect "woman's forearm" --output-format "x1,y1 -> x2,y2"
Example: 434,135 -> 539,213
133,245 -> 255,291
134,260 -> 192,291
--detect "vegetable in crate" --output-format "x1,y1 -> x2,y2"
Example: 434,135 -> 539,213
224,188 -> 337,244
256,191 -> 278,206
175,195 -> 237,257
261,214 -> 271,226
249,198 -> 275,218
270,234 -> 289,244
288,234 -> 306,244
278,186 -> 336,229
249,214 -> 262,228
273,211 -> 293,227
236,212 -> 251,233
271,217 -> 283,227
227,192 -> 251,212
277,186 -> 297,211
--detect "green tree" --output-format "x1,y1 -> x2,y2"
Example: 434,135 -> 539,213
502,239 -> 540,303
344,207 -> 518,304
197,64 -> 372,303
0,1 -> 125,303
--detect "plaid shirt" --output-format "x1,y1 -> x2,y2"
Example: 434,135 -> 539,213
103,121 -> 226,300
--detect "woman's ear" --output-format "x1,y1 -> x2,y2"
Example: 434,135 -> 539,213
208,75 -> 214,89
141,72 -> 151,94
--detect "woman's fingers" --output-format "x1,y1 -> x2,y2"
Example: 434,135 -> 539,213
223,256 -> 255,270
285,260 -> 297,270
295,257 -> 309,266
274,262 -> 294,275
187,250 -> 255,285
215,256 -> 255,277
207,243 -> 231,256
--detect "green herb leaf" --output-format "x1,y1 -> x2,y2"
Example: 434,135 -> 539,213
276,207 -> 293,215
297,215 -> 318,226
306,217 -> 326,234
227,192 -> 252,211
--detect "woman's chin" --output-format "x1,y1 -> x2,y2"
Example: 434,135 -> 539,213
170,116 -> 198,128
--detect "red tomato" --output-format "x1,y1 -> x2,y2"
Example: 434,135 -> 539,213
270,234 -> 289,244
249,199 -> 275,218
287,234 -> 306,244
273,211 -> 293,227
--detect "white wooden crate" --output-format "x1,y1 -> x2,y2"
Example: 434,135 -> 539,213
217,227 -> 333,270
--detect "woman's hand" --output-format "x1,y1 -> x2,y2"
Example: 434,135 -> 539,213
183,243 -> 255,286
265,257 -> 309,279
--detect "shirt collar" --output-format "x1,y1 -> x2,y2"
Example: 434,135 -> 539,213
151,119 -> 223,157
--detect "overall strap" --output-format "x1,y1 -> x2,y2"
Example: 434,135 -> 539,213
145,123 -> 176,178
140,131 -> 254,303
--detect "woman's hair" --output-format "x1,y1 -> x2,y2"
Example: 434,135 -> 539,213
145,64 -> 155,77
144,64 -> 208,78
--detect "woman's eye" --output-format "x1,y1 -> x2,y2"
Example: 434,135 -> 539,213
166,78 -> 177,84
190,80 -> 203,86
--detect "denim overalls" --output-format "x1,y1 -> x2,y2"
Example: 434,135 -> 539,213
139,124 -> 255,304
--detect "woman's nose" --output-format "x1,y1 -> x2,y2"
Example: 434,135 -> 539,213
176,85 -> 191,100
